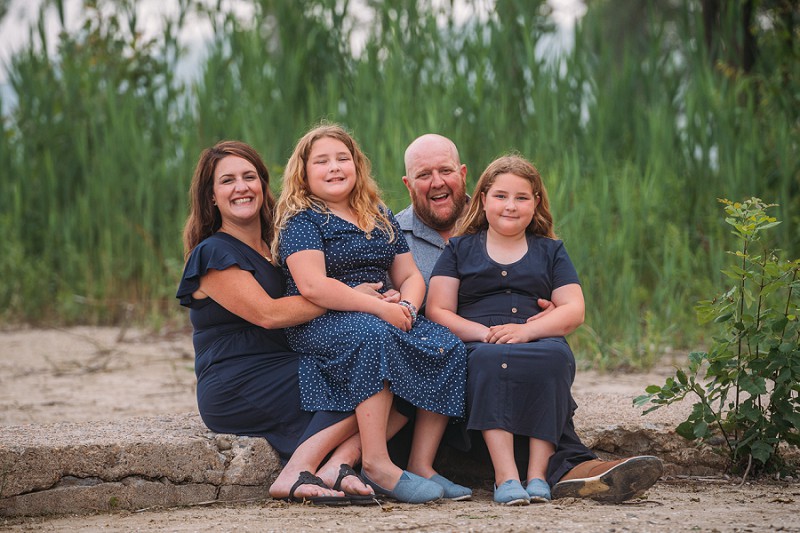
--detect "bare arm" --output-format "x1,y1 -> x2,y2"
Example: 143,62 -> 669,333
485,283 -> 585,344
285,249 -> 412,331
195,266 -> 324,329
426,275 -> 490,342
387,252 -> 426,310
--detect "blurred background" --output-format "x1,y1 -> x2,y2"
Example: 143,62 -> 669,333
0,0 -> 797,370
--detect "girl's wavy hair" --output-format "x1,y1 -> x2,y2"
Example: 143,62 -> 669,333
182,140 -> 275,260
454,154 -> 556,239
272,123 -> 394,261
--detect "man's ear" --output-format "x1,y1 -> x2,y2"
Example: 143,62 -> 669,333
402,175 -> 413,193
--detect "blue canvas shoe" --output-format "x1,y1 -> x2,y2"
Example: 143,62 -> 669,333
525,478 -> 551,503
493,479 -> 530,506
361,469 -> 444,504
429,474 -> 472,501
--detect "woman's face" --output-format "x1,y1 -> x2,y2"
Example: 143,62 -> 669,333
305,137 -> 357,208
481,173 -> 538,238
212,155 -> 263,226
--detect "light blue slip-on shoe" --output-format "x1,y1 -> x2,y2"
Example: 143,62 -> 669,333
429,474 -> 472,501
525,478 -> 551,503
361,469 -> 444,504
493,479 -> 530,506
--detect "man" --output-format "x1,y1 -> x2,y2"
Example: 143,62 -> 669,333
395,133 -> 663,503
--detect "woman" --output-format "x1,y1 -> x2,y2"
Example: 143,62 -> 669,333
176,140 -> 378,504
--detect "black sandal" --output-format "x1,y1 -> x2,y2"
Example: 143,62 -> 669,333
332,464 -> 380,505
282,471 -> 351,506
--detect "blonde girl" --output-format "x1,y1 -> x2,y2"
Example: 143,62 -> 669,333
273,124 -> 470,504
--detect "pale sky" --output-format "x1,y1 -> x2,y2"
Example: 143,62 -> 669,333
0,0 -> 586,108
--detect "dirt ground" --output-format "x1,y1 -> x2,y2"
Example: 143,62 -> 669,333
1,326 -> 798,532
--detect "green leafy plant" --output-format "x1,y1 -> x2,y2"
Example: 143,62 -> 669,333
635,198 -> 800,475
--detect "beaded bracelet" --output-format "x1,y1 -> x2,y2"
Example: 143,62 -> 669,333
398,300 -> 418,325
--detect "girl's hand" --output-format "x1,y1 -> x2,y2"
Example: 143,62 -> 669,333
377,301 -> 413,331
485,323 -> 532,344
352,282 -> 401,303
380,289 -> 401,303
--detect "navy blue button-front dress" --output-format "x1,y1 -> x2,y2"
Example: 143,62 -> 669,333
176,232 -> 350,462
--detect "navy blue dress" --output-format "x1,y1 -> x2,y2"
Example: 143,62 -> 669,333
176,232 -> 350,462
432,230 -> 596,483
279,208 -> 467,417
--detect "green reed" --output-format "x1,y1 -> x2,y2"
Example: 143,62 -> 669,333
0,0 -> 796,370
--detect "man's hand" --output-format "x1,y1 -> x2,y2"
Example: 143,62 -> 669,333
527,298 -> 555,322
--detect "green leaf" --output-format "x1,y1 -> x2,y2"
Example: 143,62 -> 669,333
714,312 -> 734,323
633,394 -> 652,407
645,385 -> 662,394
779,342 -> 797,354
676,421 -> 696,440
749,441 -> 773,464
693,421 -> 709,439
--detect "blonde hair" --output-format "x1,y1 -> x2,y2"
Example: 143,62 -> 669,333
455,154 -> 556,239
272,123 -> 394,261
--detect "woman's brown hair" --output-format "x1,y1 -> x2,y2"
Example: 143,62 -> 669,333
182,140 -> 275,259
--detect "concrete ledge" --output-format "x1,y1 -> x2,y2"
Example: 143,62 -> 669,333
0,393 -> 726,517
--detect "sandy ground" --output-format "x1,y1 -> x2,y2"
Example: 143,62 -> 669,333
1,326 -> 798,532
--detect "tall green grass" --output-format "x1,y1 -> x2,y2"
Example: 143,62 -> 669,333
1,0 -> 796,369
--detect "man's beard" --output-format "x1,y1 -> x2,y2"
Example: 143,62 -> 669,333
412,188 -> 467,232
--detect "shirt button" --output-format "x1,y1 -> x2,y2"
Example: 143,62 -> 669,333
501,363 -> 508,369
439,348 -> 444,354
501,270 -> 507,277
511,307 -> 518,313
505,290 -> 511,294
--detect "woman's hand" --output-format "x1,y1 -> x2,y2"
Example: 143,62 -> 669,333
484,323 -> 532,344
377,301 -> 413,332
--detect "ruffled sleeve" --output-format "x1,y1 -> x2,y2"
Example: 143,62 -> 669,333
176,235 -> 258,307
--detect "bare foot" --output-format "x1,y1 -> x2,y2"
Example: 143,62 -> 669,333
268,467 -> 344,500
317,464 -> 374,496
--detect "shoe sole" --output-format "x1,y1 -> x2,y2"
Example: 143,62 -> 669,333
447,494 -> 473,501
551,456 -> 663,503
497,498 -> 530,506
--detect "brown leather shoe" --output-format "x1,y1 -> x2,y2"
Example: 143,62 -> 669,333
551,456 -> 663,503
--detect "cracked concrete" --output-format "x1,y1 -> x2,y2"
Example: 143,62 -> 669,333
0,392 -> 732,517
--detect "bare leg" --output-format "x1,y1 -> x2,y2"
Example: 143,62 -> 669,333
526,438 -> 555,482
406,409 -> 448,478
358,383 -> 404,489
268,415 -> 358,499
483,428 -> 519,486
317,406 -> 410,495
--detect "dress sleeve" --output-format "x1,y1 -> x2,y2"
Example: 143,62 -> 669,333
175,237 -> 257,307
431,238 -> 460,279
551,240 -> 581,289
279,210 -> 324,260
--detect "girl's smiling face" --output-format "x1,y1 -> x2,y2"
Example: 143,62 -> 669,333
306,137 -> 357,207
481,172 -> 539,238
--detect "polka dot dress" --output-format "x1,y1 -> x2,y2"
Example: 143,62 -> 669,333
279,208 -> 466,417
